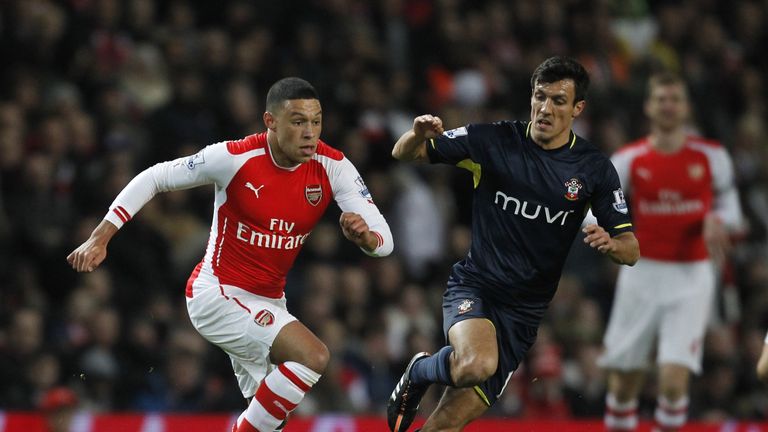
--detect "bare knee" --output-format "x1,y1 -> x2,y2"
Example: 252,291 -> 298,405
608,370 -> 645,402
451,354 -> 497,387
301,342 -> 330,375
658,365 -> 690,401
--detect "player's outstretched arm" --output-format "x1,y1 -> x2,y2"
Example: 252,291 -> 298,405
582,224 -> 640,266
67,220 -> 118,272
392,115 -> 444,162
66,146 -> 221,273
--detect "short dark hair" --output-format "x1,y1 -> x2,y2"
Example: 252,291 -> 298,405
530,57 -> 590,103
646,71 -> 687,100
265,77 -> 319,112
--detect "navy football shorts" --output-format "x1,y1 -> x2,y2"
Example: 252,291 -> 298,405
442,284 -> 540,406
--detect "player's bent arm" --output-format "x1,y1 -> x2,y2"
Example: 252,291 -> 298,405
392,129 -> 429,162
709,145 -> 744,232
68,150 -> 219,272
363,217 -> 393,256
607,232 -> 640,266
712,186 -> 743,232
583,224 -> 639,266
392,114 -> 444,162
331,158 -> 394,257
339,211 -> 394,257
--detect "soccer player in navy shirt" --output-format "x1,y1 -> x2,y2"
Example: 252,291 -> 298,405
386,57 -> 640,432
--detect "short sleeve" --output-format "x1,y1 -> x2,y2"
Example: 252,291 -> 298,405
426,125 -> 481,165
590,159 -> 634,237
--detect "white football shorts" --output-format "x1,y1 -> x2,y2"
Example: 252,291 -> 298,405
599,258 -> 715,374
186,276 -> 297,398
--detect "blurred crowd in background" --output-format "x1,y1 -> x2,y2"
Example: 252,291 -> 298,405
1,0 -> 768,423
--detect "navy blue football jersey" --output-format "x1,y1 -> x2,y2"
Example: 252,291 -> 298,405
427,121 -> 633,322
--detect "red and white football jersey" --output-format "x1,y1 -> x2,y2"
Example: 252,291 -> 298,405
103,132 -> 393,298
611,136 -> 741,261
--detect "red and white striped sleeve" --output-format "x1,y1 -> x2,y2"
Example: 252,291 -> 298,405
104,142 -> 231,229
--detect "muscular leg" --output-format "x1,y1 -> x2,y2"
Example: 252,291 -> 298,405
270,320 -> 330,374
605,369 -> 645,432
421,318 -> 497,431
607,369 -> 645,402
421,387 -> 489,432
445,318 -> 498,387
657,364 -> 689,401
237,321 -> 328,432
654,363 -> 690,432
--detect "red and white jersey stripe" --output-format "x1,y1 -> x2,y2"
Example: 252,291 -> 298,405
611,136 -> 742,261
103,132 -> 392,298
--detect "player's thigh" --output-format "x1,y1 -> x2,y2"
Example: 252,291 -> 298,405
444,286 -> 539,406
422,387 -> 489,432
447,318 -> 498,363
658,261 -> 715,374
443,286 -> 498,361
187,284 -> 296,395
190,285 -> 295,352
599,260 -> 663,370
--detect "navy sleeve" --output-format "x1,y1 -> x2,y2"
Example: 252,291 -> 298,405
591,159 -> 634,237
426,125 -> 484,166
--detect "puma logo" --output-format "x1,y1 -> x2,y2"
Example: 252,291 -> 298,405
245,182 -> 264,198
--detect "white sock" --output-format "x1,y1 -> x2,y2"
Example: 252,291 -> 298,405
604,393 -> 638,431
654,395 -> 688,431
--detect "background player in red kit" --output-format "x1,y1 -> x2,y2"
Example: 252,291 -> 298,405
600,73 -> 743,432
66,77 -> 393,432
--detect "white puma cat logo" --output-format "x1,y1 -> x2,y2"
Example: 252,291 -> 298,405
245,182 -> 264,198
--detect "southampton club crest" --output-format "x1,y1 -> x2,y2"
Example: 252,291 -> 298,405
305,184 -> 323,206
457,299 -> 474,315
564,178 -> 583,201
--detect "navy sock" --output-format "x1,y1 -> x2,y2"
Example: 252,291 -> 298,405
409,346 -> 454,386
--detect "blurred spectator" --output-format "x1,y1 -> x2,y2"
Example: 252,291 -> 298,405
40,386 -> 79,432
0,308 -> 45,408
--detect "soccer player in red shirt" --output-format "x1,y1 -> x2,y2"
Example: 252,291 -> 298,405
67,77 -> 393,432
600,73 -> 743,432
